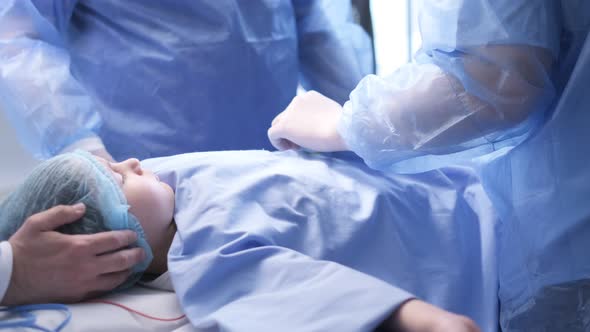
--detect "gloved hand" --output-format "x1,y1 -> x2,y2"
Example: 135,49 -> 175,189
267,91 -> 348,152
3,204 -> 145,305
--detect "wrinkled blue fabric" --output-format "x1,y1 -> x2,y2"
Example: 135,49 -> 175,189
0,151 -> 153,288
0,0 -> 372,160
479,6 -> 590,330
142,150 -> 498,331
339,0 -> 559,173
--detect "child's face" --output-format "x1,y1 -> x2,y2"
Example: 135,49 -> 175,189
94,157 -> 175,250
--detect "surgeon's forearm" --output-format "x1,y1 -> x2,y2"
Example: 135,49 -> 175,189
339,45 -> 554,168
0,42 -> 103,159
0,1 -> 103,159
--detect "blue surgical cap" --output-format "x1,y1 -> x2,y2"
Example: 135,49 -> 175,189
0,150 -> 153,289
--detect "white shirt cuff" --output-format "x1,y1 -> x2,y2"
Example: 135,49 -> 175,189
60,136 -> 106,154
0,241 -> 14,303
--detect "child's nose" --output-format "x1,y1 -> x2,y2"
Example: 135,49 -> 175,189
120,158 -> 143,175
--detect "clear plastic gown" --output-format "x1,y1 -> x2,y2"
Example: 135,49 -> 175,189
339,0 -> 559,173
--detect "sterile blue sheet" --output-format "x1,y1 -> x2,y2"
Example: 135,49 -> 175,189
142,150 -> 499,332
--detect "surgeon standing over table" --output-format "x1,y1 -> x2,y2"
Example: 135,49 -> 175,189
0,0 -> 372,161
0,0 -> 371,306
269,0 -> 559,171
269,0 -> 590,330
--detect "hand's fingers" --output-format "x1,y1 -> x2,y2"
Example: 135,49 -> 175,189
79,230 -> 139,255
94,247 -> 145,274
267,127 -> 289,151
95,270 -> 134,292
25,204 -> 86,233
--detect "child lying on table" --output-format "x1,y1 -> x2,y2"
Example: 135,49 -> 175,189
1,150 -> 497,332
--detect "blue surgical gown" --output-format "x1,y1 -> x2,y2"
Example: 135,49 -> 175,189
337,0 -> 590,330
0,0 -> 372,160
478,4 -> 590,332
142,150 -> 499,332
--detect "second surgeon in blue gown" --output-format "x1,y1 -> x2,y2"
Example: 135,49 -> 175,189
268,1 -> 590,331
0,0 -> 372,160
